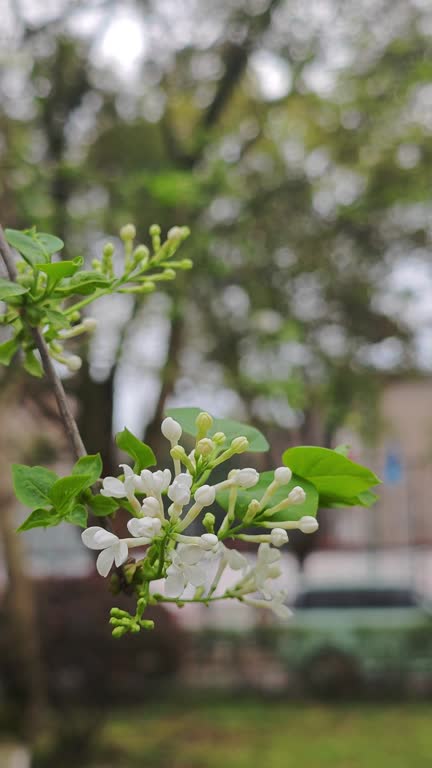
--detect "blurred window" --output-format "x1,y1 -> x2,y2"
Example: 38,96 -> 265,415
294,588 -> 419,609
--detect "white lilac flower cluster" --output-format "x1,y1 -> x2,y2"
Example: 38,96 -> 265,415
81,413 -> 319,627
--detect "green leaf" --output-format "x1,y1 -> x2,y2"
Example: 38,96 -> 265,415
216,471 -> 319,522
12,464 -> 59,508
319,489 -> 379,509
0,337 -> 19,365
55,271 -> 112,296
23,350 -> 43,378
36,259 -> 81,285
282,446 -> 381,506
5,229 -> 48,265
72,454 -> 102,486
115,428 -> 156,472
0,278 -> 28,301
87,494 -> 119,517
43,309 -> 71,330
18,507 -> 61,532
49,474 -> 93,514
165,407 -> 269,452
34,233 -> 64,256
65,504 -> 88,528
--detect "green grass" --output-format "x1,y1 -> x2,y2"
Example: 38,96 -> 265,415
88,699 -> 432,768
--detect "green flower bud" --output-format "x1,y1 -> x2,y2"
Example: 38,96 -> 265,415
149,224 -> 161,237
196,438 -> 215,456
112,626 -> 128,639
195,411 -> 213,438
162,268 -> 176,280
212,432 -> 226,445
203,512 -> 216,533
140,620 -> 155,630
120,223 -> 136,241
103,242 -> 115,258
231,436 -> 249,454
91,259 -> 102,271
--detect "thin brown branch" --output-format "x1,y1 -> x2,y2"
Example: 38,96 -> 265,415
0,223 -> 86,460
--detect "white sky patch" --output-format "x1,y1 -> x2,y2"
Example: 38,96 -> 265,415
91,8 -> 147,79
250,50 -> 292,101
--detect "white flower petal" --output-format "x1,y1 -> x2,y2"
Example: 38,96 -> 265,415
165,571 -> 185,598
178,544 -> 204,565
81,527 -> 119,550
96,547 -> 115,577
127,518 -> 150,538
185,563 -> 206,587
101,477 -> 126,498
175,472 -> 192,488
119,463 -> 135,478
273,603 -> 292,619
114,541 -> 129,567
225,549 -> 248,571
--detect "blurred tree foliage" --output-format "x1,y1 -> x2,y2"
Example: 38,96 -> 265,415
1,0 -> 430,469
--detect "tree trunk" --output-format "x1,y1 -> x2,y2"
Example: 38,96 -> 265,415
0,491 -> 46,745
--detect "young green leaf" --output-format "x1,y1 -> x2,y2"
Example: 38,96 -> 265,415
5,229 -> 48,265
23,350 -> 44,378
54,271 -> 112,296
17,507 -> 62,532
115,427 -> 156,472
216,471 -> 318,522
0,337 -> 19,365
166,407 -> 269,452
49,474 -> 93,514
0,278 -> 28,301
72,454 -> 102,486
65,504 -> 88,528
12,464 -> 59,508
87,494 -> 119,517
282,446 -> 381,506
34,233 -> 64,256
36,259 -> 82,286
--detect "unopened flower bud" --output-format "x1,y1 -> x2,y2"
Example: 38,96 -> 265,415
66,355 -> 82,372
194,485 -> 216,507
82,317 -> 97,332
167,226 -> 183,240
133,244 -> 149,261
270,528 -> 289,547
161,417 -> 182,444
149,224 -> 161,237
196,438 -> 214,456
236,467 -> 259,488
231,436 -> 249,454
243,498 -> 261,523
162,268 -> 176,280
112,626 -> 128,638
298,516 -> 319,534
274,466 -> 292,485
170,445 -> 188,461
103,242 -> 115,258
91,258 -> 102,271
120,223 -> 136,241
69,310 -> 81,322
212,431 -> 226,445
200,533 -> 218,549
195,411 -> 213,437
178,258 -> 193,269
203,512 -> 216,533
287,486 -> 306,505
